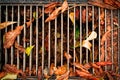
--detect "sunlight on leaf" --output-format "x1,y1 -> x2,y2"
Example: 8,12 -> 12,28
82,40 -> 92,51
33,11 -> 36,19
69,12 -> 74,24
1,73 -> 17,80
0,21 -> 17,30
25,45 -> 34,56
86,31 -> 97,41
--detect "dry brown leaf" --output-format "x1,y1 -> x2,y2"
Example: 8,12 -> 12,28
61,0 -> 68,13
88,1 -> 116,9
54,65 -> 67,75
44,2 -> 60,14
56,71 -> 70,80
26,19 -> 34,28
49,63 -> 55,75
0,21 -> 17,30
45,7 -> 62,22
73,62 -> 89,73
76,69 -> 94,79
4,26 -> 24,48
15,42 -> 25,53
96,61 -> 112,66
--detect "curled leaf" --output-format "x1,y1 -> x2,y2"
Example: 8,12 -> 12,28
45,7 -> 62,22
61,0 -> 68,13
1,73 -> 17,80
86,31 -> 97,41
56,71 -> 70,80
69,12 -> 74,24
25,45 -> 34,56
82,40 -> 92,51
0,21 -> 17,30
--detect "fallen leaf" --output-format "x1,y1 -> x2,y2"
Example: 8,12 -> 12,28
49,63 -> 55,75
69,12 -> 74,24
43,68 -> 50,79
61,0 -> 68,13
54,65 -> 67,75
56,71 -> 70,80
15,42 -> 25,53
96,61 -> 112,66
0,21 -> 17,30
86,31 -> 97,41
25,45 -> 34,56
1,73 -> 17,80
76,69 -> 93,79
0,72 -> 6,79
73,62 -> 89,73
44,2 -> 60,14
45,7 -> 62,22
26,19 -> 34,28
4,26 -> 24,48
82,40 -> 92,51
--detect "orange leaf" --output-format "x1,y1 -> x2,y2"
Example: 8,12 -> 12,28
45,7 -> 61,22
61,0 -> 68,13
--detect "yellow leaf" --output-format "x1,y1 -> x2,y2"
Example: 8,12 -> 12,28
25,45 -> 34,56
0,21 -> 17,30
82,40 -> 92,51
69,12 -> 74,24
86,31 -> 97,41
1,73 -> 17,80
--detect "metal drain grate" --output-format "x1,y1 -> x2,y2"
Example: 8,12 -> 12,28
0,0 -> 120,79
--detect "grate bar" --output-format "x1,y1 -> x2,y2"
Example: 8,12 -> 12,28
104,9 -> 107,71
11,6 -> 14,65
86,6 -> 88,63
36,5 -> 39,75
48,13 -> 51,69
23,5 -> 26,72
29,5 -> 33,75
98,7 -> 101,62
17,5 -> 20,69
55,13 -> 57,67
92,6 -> 94,73
73,6 -> 75,71
3,6 -> 8,64
111,10 -> 114,70
67,7 -> 70,70
61,13 -> 63,66
42,5 -> 44,74
79,6 -> 82,64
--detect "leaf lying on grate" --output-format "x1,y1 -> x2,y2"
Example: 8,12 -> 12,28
25,45 -> 35,56
44,2 -> 60,14
0,21 -> 17,30
56,71 -> 70,80
15,41 -> 25,53
76,69 -> 95,79
45,7 -> 62,22
54,65 -> 67,75
95,61 -> 112,66
1,73 -> 17,80
4,26 -> 24,48
3,64 -> 26,78
0,72 -> 7,79
61,0 -> 68,13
